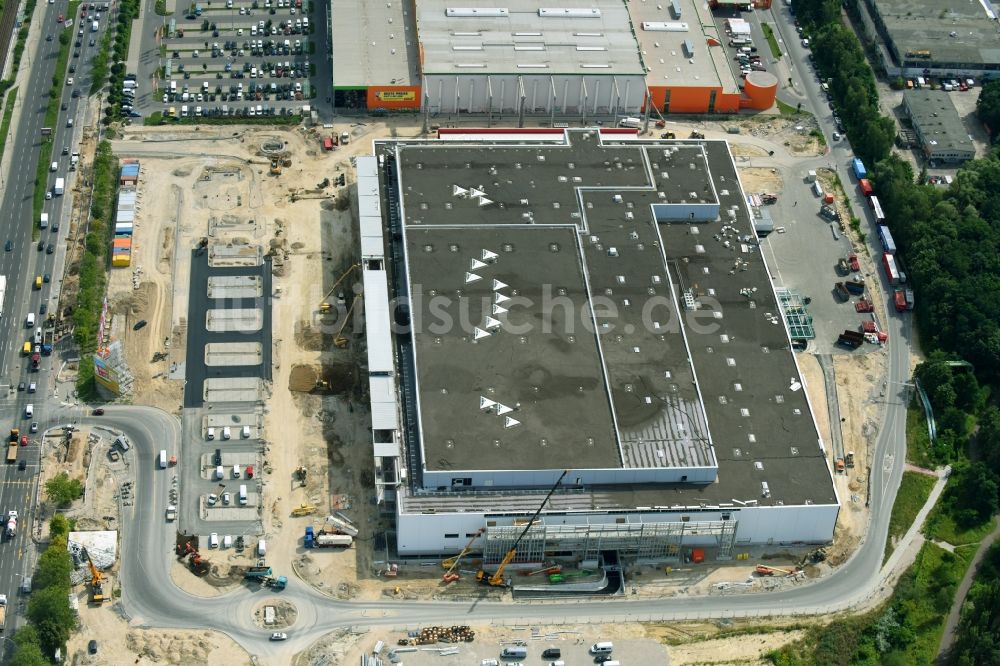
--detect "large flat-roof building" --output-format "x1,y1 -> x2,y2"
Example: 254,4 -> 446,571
357,130 -> 838,564
902,89 -> 976,165
330,0 -> 777,115
858,0 -> 1000,78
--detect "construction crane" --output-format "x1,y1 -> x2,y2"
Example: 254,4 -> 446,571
476,470 -> 569,587
333,294 -> 361,348
319,264 -> 360,313
441,528 -> 484,583
87,557 -> 105,604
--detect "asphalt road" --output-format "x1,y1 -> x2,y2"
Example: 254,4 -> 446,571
0,0 -> 110,633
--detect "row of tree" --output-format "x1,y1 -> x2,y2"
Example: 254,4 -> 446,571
794,0 -> 1000,662
9,516 -> 78,665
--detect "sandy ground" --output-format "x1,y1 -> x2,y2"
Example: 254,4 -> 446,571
51,110 -> 881,662
739,166 -> 784,194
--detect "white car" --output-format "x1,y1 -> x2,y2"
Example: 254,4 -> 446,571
207,493 -> 218,506
269,632 -> 288,641
66,77 -> 74,85
222,492 -> 231,505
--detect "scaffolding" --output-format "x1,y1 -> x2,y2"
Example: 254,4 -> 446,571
775,288 -> 815,341
482,518 -> 739,565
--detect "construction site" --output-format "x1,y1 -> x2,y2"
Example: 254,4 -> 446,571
29,105 -> 906,664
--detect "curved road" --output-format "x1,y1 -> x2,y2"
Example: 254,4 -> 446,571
73,303 -> 911,660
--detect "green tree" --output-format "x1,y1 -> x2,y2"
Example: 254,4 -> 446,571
944,462 -> 999,528
44,473 -> 83,507
9,626 -> 48,666
33,535 -> 72,590
48,514 -> 70,540
976,80 -> 1000,140
26,586 -> 76,657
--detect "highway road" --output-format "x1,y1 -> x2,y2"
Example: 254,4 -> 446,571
0,0 -> 109,634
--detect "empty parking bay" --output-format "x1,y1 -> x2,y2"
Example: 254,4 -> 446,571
205,342 -> 263,366
206,308 -> 263,332
204,377 -> 264,403
207,275 -> 262,299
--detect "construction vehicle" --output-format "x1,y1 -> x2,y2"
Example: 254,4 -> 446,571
291,503 -> 315,517
548,570 -> 592,584
6,430 -> 18,464
270,158 -> 281,175
835,457 -> 846,473
244,567 -> 287,590
294,466 -> 308,487
845,451 -> 855,468
754,563 -> 800,577
324,514 -> 358,537
333,294 -> 360,348
476,470 -> 569,587
441,529 -> 484,582
176,540 -> 210,575
318,263 -> 360,313
87,556 -> 105,604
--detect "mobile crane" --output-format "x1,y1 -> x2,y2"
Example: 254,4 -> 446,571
318,264 -> 360,313
476,470 -> 569,587
441,528 -> 484,583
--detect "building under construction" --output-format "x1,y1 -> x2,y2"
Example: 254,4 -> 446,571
358,129 -> 839,566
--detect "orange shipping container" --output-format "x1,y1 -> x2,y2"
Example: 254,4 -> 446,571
113,238 -> 132,250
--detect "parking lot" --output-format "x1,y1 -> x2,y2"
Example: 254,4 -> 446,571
143,0 -> 318,117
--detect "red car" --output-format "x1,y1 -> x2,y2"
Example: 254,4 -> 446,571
19,435 -> 28,447
57,13 -> 64,22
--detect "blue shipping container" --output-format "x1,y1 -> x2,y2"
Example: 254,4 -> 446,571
852,158 -> 867,180
878,225 -> 896,254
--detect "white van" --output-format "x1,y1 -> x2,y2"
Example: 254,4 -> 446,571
257,539 -> 266,556
169,80 -> 177,93
500,647 -> 527,659
207,427 -> 215,440
618,117 -> 641,128
209,533 -> 219,548
25,313 -> 35,327
222,426 -> 231,440
25,404 -> 33,417
589,642 -> 614,655
215,465 -> 225,480
158,450 -> 167,468
40,213 -> 48,229
34,328 -> 42,344
232,464 -> 240,478
239,484 -> 247,505
50,161 -> 58,172
242,425 -> 251,439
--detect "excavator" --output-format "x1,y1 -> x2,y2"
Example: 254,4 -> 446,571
87,557 -> 105,604
476,470 -> 569,587
333,294 -> 360,348
319,263 -> 360,313
441,528 -> 484,583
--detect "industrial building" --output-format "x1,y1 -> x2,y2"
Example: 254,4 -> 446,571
357,129 -> 839,566
330,0 -> 777,115
856,0 -> 1000,79
902,89 -> 976,165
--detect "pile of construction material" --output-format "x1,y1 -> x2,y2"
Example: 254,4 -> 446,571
398,626 -> 475,646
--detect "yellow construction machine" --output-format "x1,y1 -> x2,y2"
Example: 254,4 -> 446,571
441,529 -> 484,583
87,557 -> 105,604
476,470 -> 568,587
333,295 -> 361,348
291,503 -> 316,517
319,264 -> 360,313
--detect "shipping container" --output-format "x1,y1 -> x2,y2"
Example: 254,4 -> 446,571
894,289 -> 907,312
869,196 -> 886,225
114,223 -> 134,235
838,330 -> 865,348
882,252 -> 901,285
877,225 -> 896,253
852,158 -> 867,180
113,238 -> 132,249
858,178 -> 874,197
112,253 -> 131,267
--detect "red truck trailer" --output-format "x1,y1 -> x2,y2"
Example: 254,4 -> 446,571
858,178 -> 874,197
894,289 -> 907,312
882,252 -> 901,285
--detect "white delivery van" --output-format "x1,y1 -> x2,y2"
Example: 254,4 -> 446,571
24,404 -> 33,418
40,213 -> 48,229
25,313 -> 34,327
232,464 -> 240,478
34,328 -> 42,344
590,642 -> 614,655
207,427 -> 215,440
500,647 -> 527,659
50,161 -> 58,172
222,426 -> 231,440
239,484 -> 247,505
209,533 -> 219,548
618,117 -> 641,128
257,539 -> 266,556
242,425 -> 250,438
158,450 -> 167,468
215,465 -> 224,480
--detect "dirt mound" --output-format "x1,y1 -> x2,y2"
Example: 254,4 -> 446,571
289,364 -> 356,394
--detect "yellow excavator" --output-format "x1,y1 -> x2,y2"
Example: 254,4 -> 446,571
319,264 -> 360,313
88,557 -> 105,604
334,294 -> 361,348
476,470 -> 568,587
